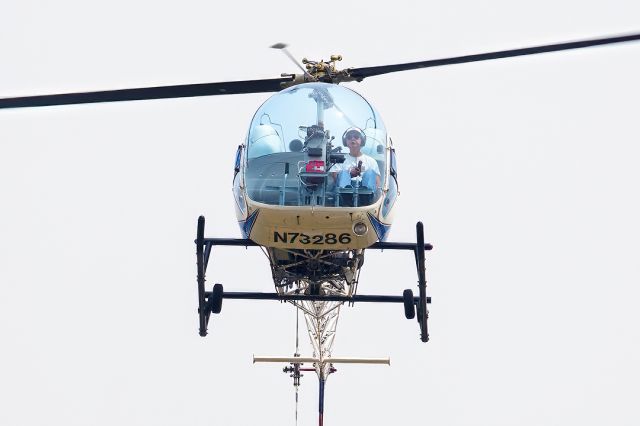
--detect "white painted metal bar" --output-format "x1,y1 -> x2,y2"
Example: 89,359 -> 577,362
253,356 -> 319,364
253,355 -> 390,365
324,357 -> 390,365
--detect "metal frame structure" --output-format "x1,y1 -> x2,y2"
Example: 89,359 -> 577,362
195,216 -> 432,425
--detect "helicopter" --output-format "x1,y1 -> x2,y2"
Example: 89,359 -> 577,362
2,32 -> 639,426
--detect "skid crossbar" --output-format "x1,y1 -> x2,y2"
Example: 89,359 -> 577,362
198,237 -> 433,252
207,291 -> 431,304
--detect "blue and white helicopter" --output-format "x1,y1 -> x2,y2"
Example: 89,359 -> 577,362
2,33 -> 638,426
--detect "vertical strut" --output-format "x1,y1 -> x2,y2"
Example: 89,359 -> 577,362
196,215 -> 209,336
415,222 -> 429,342
295,308 -> 300,426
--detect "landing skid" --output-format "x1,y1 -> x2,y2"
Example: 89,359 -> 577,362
195,216 -> 432,340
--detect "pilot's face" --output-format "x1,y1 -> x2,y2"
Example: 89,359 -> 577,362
346,133 -> 362,151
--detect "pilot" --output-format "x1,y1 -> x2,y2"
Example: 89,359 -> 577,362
331,127 -> 380,190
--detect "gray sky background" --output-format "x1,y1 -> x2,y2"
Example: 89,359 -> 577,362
1,1 -> 639,425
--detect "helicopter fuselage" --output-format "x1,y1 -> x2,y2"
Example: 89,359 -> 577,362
232,82 -> 399,255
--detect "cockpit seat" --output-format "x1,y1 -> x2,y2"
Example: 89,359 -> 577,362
248,124 -> 283,158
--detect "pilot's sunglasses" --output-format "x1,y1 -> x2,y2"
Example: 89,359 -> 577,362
346,133 -> 361,140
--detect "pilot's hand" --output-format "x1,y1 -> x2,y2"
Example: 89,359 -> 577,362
350,160 -> 363,177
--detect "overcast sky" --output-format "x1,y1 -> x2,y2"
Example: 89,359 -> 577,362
2,1 -> 640,425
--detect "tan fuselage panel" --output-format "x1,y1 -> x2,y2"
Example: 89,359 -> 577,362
246,201 -> 382,250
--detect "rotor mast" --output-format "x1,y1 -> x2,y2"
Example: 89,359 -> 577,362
276,52 -> 356,90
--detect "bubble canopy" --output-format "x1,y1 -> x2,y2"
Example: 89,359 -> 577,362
241,82 -> 389,208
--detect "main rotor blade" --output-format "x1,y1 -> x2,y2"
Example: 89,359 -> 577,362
348,33 -> 640,80
0,77 -> 293,109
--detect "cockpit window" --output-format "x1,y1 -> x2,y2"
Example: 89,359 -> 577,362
244,82 -> 388,208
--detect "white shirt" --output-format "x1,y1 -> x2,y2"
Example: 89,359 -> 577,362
332,153 -> 380,180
